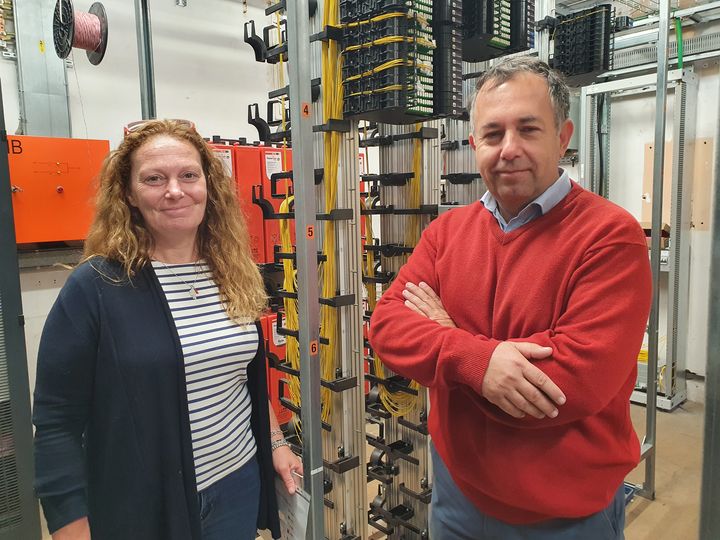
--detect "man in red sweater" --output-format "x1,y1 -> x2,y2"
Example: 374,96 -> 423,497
369,57 -> 652,539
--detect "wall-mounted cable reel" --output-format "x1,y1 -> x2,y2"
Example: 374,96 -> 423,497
53,0 -> 109,65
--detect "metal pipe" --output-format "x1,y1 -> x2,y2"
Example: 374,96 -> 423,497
134,0 -> 156,119
285,1 -> 324,538
536,0 -> 552,64
699,43 -> 720,540
642,0 -> 671,500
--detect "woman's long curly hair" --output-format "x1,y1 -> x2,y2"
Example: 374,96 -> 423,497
83,119 -> 267,321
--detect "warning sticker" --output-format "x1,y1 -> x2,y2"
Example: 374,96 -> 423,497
265,151 -> 283,179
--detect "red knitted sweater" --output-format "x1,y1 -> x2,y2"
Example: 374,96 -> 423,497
369,182 -> 652,524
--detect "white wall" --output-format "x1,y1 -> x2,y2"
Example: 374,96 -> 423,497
6,0 -> 274,146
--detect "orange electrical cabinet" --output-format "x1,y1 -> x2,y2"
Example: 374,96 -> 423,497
235,146 -> 267,264
261,314 -> 293,425
8,135 -> 109,244
259,147 -> 294,262
211,144 -> 267,263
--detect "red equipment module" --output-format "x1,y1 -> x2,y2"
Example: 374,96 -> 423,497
261,314 -> 293,425
211,144 -> 268,264
258,146 -> 294,263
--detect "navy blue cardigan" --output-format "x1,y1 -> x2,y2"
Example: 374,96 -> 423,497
32,258 -> 281,539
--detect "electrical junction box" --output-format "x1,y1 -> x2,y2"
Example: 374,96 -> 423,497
8,135 -> 109,244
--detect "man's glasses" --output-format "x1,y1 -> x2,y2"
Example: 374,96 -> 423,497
123,119 -> 196,137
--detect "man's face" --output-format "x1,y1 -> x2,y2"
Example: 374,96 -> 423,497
469,72 -> 573,219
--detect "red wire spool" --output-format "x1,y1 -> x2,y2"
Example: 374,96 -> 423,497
53,0 -> 109,66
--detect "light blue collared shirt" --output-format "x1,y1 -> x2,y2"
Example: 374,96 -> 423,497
480,169 -> 571,233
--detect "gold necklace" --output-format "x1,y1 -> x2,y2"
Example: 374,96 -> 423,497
160,261 -> 202,300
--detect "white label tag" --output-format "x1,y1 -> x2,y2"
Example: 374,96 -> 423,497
214,148 -> 234,177
265,151 -> 283,178
273,319 -> 287,347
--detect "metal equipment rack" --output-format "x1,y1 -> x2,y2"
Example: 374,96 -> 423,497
579,67 -> 697,413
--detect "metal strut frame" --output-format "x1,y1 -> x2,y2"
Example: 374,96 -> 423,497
0,82 -> 42,539
578,0 -> 696,501
371,121 -> 441,539
700,42 -> 720,540
285,1 -> 367,537
285,1 -> 325,537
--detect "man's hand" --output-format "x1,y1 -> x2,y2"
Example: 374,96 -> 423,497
482,342 -> 566,419
402,282 -> 457,328
401,281 -> 565,420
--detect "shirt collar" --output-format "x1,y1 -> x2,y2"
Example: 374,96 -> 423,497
480,168 -> 570,217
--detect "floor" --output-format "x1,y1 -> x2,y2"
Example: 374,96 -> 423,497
624,379 -> 705,540
41,382 -> 706,540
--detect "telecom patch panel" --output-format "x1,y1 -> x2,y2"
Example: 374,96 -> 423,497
551,4 -> 614,83
341,2 -> 436,123
462,0 -> 534,62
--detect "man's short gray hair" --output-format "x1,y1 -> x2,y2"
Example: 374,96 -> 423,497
468,56 -> 570,135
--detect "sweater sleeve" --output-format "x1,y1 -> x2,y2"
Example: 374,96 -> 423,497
369,221 -> 500,389
33,270 -> 98,533
496,241 -> 652,428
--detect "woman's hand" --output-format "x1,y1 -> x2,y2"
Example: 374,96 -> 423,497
402,282 -> 457,328
52,517 -> 91,540
272,444 -> 304,495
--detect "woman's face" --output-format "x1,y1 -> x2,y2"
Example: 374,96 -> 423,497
127,135 -> 207,250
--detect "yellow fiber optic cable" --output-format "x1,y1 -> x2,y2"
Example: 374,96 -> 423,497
342,35 -> 436,54
274,13 -> 297,434
404,122 -> 423,251
315,0 -> 345,423
347,85 -> 415,98
279,196 -> 302,434
363,190 -> 419,416
275,11 -> 290,171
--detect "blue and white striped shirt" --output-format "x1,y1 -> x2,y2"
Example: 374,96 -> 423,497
153,261 -> 257,492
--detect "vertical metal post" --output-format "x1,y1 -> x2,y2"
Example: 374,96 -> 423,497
535,0 -> 551,63
699,61 -> 720,540
578,86 -> 590,189
285,1 -> 324,538
641,0 -> 671,500
0,83 -> 42,540
599,97 -> 611,200
134,0 -> 157,119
